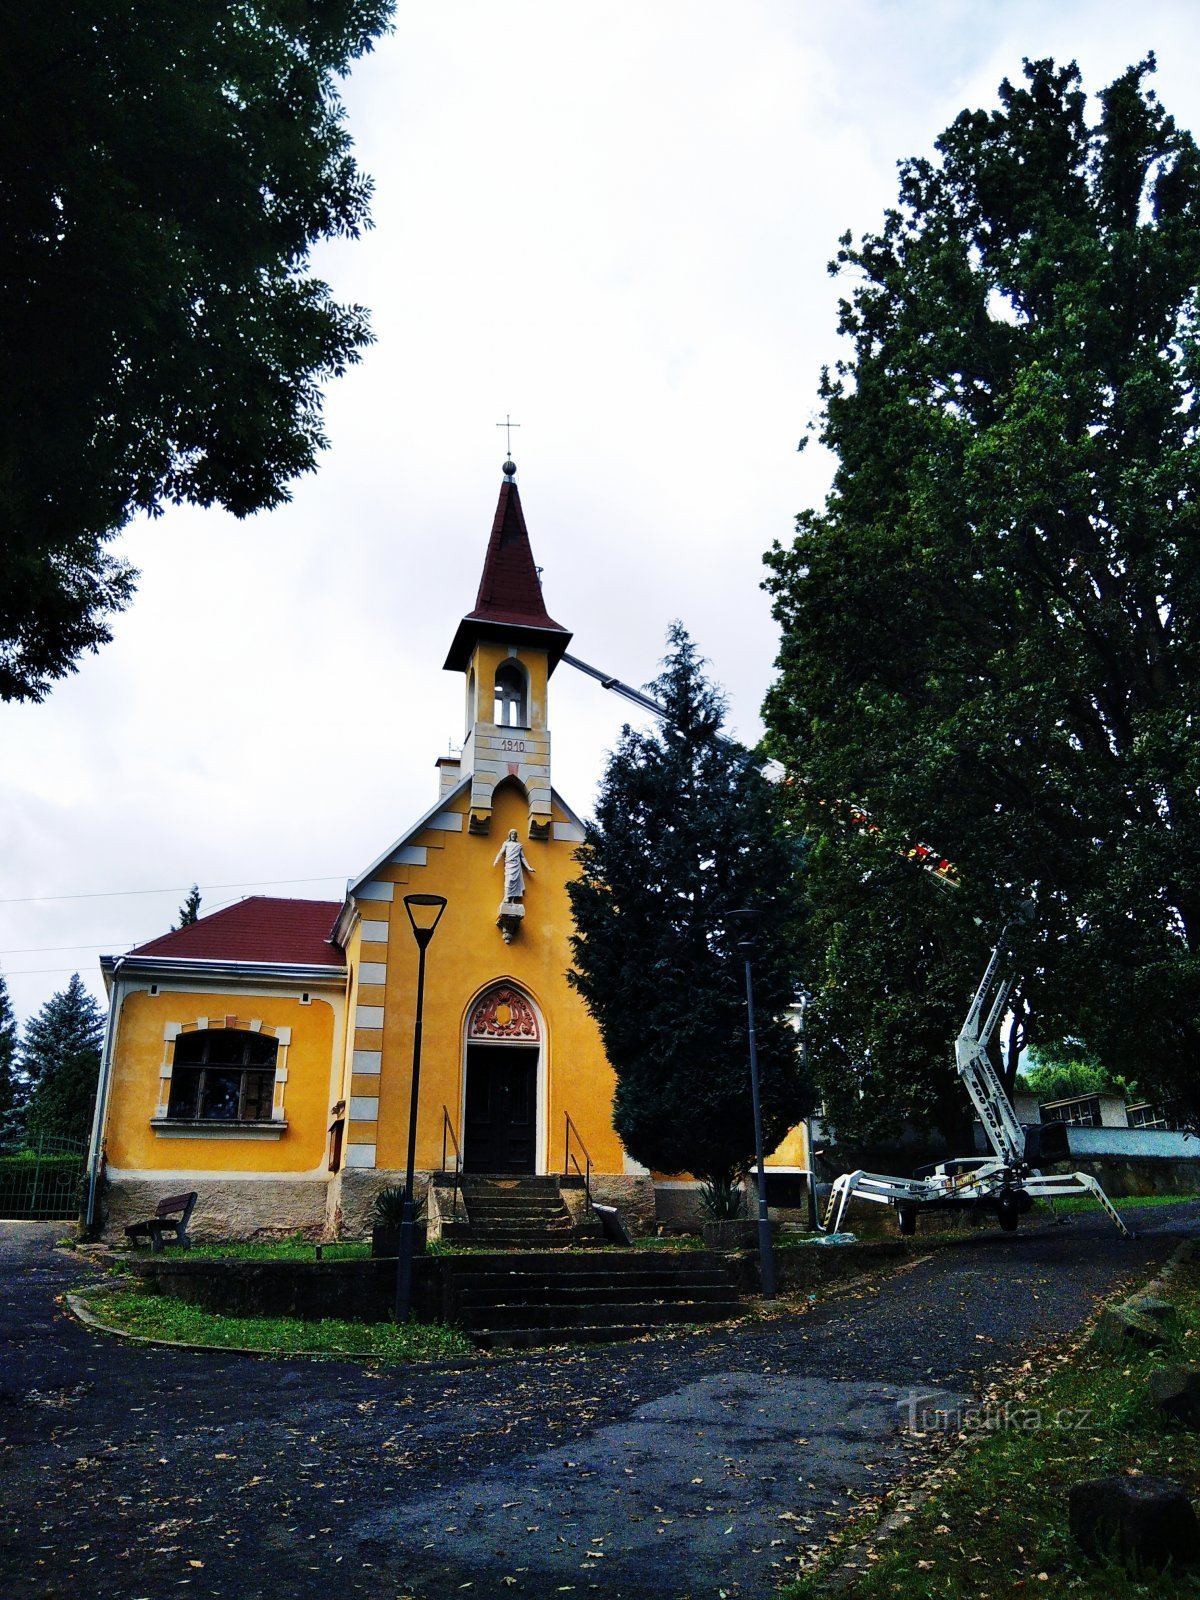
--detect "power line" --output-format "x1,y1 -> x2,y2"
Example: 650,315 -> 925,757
0,874 -> 345,907
3,966 -> 105,978
0,941 -> 143,955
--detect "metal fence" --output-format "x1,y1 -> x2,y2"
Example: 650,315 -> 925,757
0,1133 -> 88,1221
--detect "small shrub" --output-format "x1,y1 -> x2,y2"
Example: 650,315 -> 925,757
370,1184 -> 425,1227
699,1176 -> 745,1220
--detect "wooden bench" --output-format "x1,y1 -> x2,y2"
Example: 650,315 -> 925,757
125,1191 -> 198,1253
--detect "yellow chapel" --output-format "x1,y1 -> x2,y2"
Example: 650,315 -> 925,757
87,466 -> 809,1240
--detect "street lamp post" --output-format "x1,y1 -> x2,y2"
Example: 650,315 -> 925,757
794,988 -> 819,1233
396,892 -> 447,1323
727,907 -> 776,1300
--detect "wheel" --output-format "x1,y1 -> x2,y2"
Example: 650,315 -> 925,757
897,1205 -> 917,1236
996,1196 -> 1020,1232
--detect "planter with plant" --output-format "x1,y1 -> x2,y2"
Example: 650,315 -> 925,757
699,1175 -> 757,1249
369,1184 -> 427,1258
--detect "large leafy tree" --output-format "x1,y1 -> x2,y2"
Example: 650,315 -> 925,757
0,2 -> 392,701
764,57 -> 1200,1134
568,625 -> 815,1184
20,975 -> 106,1144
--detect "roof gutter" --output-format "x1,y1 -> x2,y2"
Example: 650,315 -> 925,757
108,956 -> 346,986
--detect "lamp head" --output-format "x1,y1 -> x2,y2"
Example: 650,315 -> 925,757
726,906 -> 762,952
404,893 -> 448,950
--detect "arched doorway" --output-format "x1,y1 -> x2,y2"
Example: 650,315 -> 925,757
462,984 -> 543,1173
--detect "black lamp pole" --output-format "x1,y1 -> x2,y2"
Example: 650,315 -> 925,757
795,989 -> 818,1233
396,892 -> 447,1323
728,907 -> 776,1300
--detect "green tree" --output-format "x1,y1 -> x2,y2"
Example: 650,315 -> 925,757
0,972 -> 22,1146
567,624 -> 815,1184
174,885 -> 203,929
784,835 -> 980,1157
1017,1041 -> 1134,1105
20,976 -> 106,1144
764,57 -> 1200,1132
0,2 -> 393,702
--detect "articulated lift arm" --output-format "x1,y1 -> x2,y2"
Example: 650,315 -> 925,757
954,920 -> 1028,1166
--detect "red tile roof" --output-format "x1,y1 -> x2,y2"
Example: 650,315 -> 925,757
126,897 -> 345,968
444,477 -> 572,671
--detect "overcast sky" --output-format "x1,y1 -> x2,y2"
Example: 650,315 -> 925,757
4,0 -> 1199,1027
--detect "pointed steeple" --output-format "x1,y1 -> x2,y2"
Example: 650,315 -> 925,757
444,465 -> 572,673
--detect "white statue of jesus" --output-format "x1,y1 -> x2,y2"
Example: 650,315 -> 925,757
494,828 -> 534,901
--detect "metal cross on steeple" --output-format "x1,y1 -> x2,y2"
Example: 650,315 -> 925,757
496,414 -> 521,459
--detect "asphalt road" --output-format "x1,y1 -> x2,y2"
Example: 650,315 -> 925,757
0,1209 -> 1193,1600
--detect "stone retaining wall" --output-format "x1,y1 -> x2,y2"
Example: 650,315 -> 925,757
120,1236 -> 930,1324
1062,1155 -> 1200,1198
122,1254 -> 449,1323
587,1174 -> 656,1236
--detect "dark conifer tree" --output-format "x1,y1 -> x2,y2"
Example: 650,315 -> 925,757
568,624 -> 815,1184
174,885 -> 202,929
0,972 -> 22,1146
20,975 -> 105,1144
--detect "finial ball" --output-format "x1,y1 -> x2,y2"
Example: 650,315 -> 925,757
502,458 -> 516,478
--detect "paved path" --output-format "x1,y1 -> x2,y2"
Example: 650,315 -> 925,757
0,1210 -> 1194,1599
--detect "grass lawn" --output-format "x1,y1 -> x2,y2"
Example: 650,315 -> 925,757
1037,1192 -> 1200,1216
182,1236 -> 371,1261
82,1285 -> 475,1360
784,1252 -> 1200,1599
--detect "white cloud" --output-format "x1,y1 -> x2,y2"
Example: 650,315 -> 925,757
3,0 -> 1199,1023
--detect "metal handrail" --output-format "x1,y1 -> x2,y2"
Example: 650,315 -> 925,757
563,1111 -> 594,1213
441,1105 -> 464,1222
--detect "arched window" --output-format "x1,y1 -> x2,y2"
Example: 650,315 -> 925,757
167,1030 -> 278,1122
494,661 -> 528,727
466,668 -> 476,734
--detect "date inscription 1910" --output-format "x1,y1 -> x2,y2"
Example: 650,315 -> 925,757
499,738 -> 526,753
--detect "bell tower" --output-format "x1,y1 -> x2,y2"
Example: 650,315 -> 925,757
444,461 -> 572,839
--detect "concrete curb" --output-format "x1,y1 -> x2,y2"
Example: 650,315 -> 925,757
64,1287 -> 494,1370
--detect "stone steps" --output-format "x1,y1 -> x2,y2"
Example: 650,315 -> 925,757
447,1175 -> 580,1251
443,1248 -> 744,1350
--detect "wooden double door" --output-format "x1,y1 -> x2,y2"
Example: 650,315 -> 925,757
462,1043 -> 539,1173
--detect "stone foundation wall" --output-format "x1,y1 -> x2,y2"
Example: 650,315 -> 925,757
104,1166 -> 665,1243
103,1175 -> 328,1243
653,1182 -> 705,1232
327,1168 -> 433,1240
588,1174 -> 657,1236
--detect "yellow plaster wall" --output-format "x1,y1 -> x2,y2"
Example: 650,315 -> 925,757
104,989 -> 338,1173
371,779 -> 622,1174
766,1120 -> 811,1169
